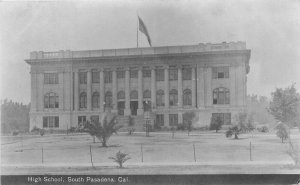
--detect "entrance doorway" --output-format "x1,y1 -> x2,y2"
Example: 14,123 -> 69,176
143,100 -> 151,112
118,101 -> 125,115
130,101 -> 138,116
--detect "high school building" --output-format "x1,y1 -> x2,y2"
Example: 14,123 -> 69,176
26,42 -> 251,130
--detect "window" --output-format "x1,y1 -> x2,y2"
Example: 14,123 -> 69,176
117,70 -> 125,79
117,91 -> 125,100
169,89 -> 178,106
212,67 -> 229,79
156,114 -> 164,126
156,90 -> 164,106
143,90 -> 151,99
130,70 -> 138,78
92,92 -> 99,108
183,89 -> 192,106
92,71 -> 100,83
212,113 -> 231,125
169,68 -> 178,81
169,114 -> 178,126
104,71 -> 112,83
143,70 -> 151,78
130,90 -> 138,100
43,116 -> 59,128
213,88 -> 230,104
78,116 -> 86,126
91,115 -> 99,123
105,91 -> 112,107
44,73 -> 58,84
80,92 -> 87,108
79,72 -> 87,84
182,68 -> 192,80
156,69 -> 164,81
44,92 -> 59,108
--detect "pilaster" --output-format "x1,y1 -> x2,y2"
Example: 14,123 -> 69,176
164,66 -> 169,108
137,68 -> 143,115
87,70 -> 92,110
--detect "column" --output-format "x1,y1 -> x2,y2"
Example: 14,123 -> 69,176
59,72 -> 64,110
124,69 -> 131,115
112,69 -> 117,113
230,65 -> 236,106
99,69 -> 104,112
74,71 -> 79,111
164,114 -> 169,126
151,67 -> 156,108
87,70 -> 92,111
177,67 -> 183,108
191,67 -> 196,107
197,67 -> 205,108
137,68 -> 143,115
30,72 -> 37,112
205,67 -> 212,106
164,66 -> 169,108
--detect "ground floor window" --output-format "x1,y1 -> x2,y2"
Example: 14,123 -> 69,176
155,114 -> 164,127
169,114 -> 178,126
43,116 -> 59,128
91,115 -> 99,123
78,116 -> 86,126
211,113 -> 231,125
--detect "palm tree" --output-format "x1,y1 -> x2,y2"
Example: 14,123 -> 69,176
86,115 -> 122,147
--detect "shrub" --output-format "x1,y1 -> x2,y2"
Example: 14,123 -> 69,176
210,116 -> 222,133
225,126 -> 241,139
177,124 -> 186,131
276,123 -> 289,143
109,151 -> 131,168
12,130 -> 19,136
39,129 -> 45,136
127,128 -> 135,135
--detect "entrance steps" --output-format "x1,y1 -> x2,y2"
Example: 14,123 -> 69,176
117,115 -> 145,132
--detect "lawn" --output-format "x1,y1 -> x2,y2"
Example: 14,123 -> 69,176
1,130 -> 300,174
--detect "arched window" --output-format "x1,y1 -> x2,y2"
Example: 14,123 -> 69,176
130,90 -> 138,100
117,91 -> 125,100
143,90 -> 151,99
105,91 -> 112,107
213,87 -> 230,104
183,89 -> 192,106
92,92 -> 99,108
156,90 -> 165,106
80,92 -> 87,108
169,89 -> 178,106
44,92 -> 59,108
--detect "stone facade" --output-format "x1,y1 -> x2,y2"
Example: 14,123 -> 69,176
25,42 -> 251,130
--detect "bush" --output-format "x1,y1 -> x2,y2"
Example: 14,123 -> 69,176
257,126 -> 269,133
127,128 -> 135,135
210,116 -> 222,132
177,124 -> 186,131
109,151 -> 131,168
39,129 -> 45,136
225,126 -> 241,139
12,130 -> 19,136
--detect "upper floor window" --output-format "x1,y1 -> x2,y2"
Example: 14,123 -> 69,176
79,72 -> 87,84
92,92 -> 99,108
183,89 -> 192,106
213,87 -> 230,104
44,92 -> 59,108
105,91 -> 112,107
80,92 -> 87,108
182,68 -> 192,80
169,68 -> 178,81
91,115 -> 99,123
156,90 -> 165,106
43,116 -> 59,128
156,69 -> 164,81
212,67 -> 229,79
169,89 -> 178,106
117,91 -> 125,100
143,90 -> 151,99
117,70 -> 125,79
143,70 -> 151,78
44,73 -> 58,84
130,90 -> 138,100
92,70 -> 100,83
104,71 -> 112,83
130,70 -> 138,78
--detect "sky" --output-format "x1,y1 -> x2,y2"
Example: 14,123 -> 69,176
0,0 -> 299,104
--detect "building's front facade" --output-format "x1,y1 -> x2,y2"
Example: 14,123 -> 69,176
26,42 -> 251,130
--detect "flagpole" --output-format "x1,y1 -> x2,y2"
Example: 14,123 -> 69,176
136,11 -> 139,48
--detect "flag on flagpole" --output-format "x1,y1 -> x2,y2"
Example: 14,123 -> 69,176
138,16 -> 152,47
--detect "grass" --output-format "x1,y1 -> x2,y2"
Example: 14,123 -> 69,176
1,130 -> 300,174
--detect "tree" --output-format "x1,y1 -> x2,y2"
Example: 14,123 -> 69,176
226,126 -> 242,139
210,116 -> 222,133
183,112 -> 196,136
109,151 -> 131,168
86,115 -> 122,147
269,84 -> 300,127
276,123 -> 289,143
